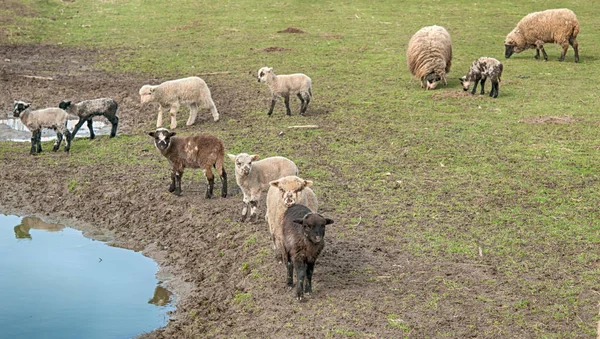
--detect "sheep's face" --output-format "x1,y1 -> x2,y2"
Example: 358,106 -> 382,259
293,213 -> 333,244
228,153 -> 259,176
425,72 -> 441,90
270,176 -> 312,208
149,128 -> 176,151
12,101 -> 31,117
459,76 -> 470,91
58,100 -> 72,110
257,67 -> 272,83
139,85 -> 155,104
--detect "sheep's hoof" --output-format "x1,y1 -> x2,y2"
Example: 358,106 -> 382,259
53,146 -> 59,152
205,193 -> 212,199
168,185 -> 175,193
173,189 -> 182,196
249,213 -> 258,223
64,148 -> 70,153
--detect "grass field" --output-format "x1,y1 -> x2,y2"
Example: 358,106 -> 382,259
2,0 -> 600,337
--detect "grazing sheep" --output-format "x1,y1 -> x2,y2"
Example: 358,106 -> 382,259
460,57 -> 504,98
504,8 -> 580,62
148,128 -> 227,198
407,25 -> 453,90
58,98 -> 119,139
228,153 -> 298,222
140,76 -> 219,129
257,67 -> 312,116
266,175 -> 318,259
12,101 -> 72,155
282,204 -> 333,301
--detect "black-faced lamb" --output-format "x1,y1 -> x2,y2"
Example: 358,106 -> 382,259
148,128 -> 227,198
266,175 -> 318,259
282,204 -> 333,301
228,153 -> 298,222
140,76 -> 219,129
58,98 -> 119,139
504,8 -> 580,63
407,25 -> 452,90
12,101 -> 72,155
460,57 -> 503,98
257,67 -> 312,116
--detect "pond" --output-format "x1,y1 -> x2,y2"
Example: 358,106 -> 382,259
0,214 -> 174,339
0,118 -> 111,142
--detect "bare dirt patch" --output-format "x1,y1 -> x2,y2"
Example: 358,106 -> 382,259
519,115 -> 582,124
277,27 -> 306,34
257,46 -> 291,53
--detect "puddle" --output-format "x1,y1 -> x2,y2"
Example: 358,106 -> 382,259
0,118 -> 111,142
0,214 -> 174,339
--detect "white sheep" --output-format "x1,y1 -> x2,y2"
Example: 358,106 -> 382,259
460,57 -> 503,98
257,67 -> 312,116
59,98 -> 119,139
407,25 -> 453,90
266,175 -> 318,260
505,9 -> 580,62
12,101 -> 72,155
139,76 -> 219,129
228,153 -> 298,222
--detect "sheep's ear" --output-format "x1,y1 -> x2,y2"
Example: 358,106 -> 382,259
269,180 -> 280,188
304,180 -> 313,188
293,219 -> 304,225
149,132 -> 156,137
228,154 -> 237,162
168,132 -> 176,137
268,67 -> 273,72
251,154 -> 260,161
325,218 -> 334,225
66,101 -> 71,106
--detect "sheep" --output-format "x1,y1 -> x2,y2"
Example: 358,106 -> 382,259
148,128 -> 227,198
282,204 -> 333,301
504,9 -> 580,63
228,153 -> 299,222
407,25 -> 453,90
460,57 -> 504,98
58,98 -> 119,139
257,67 -> 312,116
140,76 -> 219,129
12,101 -> 72,155
266,175 -> 318,260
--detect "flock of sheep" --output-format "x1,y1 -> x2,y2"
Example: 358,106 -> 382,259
8,8 -> 581,301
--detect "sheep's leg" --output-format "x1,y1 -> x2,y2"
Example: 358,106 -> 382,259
53,131 -> 63,152
220,167 -> 227,198
169,104 -> 180,129
534,49 -> 541,60
241,203 -> 249,221
470,79 -> 479,95
72,118 -> 86,138
86,119 -> 95,140
493,81 -> 500,98
173,170 -> 183,196
35,130 -> 42,153
294,260 -> 307,301
303,94 -> 310,114
570,36 -> 579,63
268,97 -> 276,116
535,40 -> 547,61
63,128 -> 72,152
169,172 -> 176,192
284,95 -> 292,116
558,41 -> 569,62
305,262 -> 315,294
108,115 -> 119,138
207,98 -> 219,122
249,200 -> 258,222
479,77 -> 486,95
30,130 -> 39,155
286,257 -> 294,287
296,93 -> 305,114
187,103 -> 198,126
205,167 -> 214,199
156,105 -> 165,128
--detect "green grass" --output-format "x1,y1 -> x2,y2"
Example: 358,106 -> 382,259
2,0 -> 600,337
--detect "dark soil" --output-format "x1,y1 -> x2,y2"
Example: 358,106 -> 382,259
277,27 -> 306,34
1,44 -> 592,338
260,46 -> 291,53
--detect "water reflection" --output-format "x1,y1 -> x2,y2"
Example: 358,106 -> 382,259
148,286 -> 172,306
0,118 -> 110,142
13,216 -> 65,239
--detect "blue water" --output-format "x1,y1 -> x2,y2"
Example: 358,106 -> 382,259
0,214 -> 174,339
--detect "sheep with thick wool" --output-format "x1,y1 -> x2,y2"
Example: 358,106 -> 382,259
257,67 -> 312,116
12,101 -> 72,155
504,8 -> 580,62
228,153 -> 298,222
139,76 -> 219,129
407,25 -> 453,90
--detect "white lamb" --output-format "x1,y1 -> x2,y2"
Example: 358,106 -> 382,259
228,153 -> 298,222
139,76 -> 219,129
12,101 -> 72,155
257,67 -> 312,116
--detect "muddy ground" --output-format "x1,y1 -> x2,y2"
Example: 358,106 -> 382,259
0,44 -> 594,338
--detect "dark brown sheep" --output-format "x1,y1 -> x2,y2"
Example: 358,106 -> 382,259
282,204 -> 333,301
149,128 -> 227,198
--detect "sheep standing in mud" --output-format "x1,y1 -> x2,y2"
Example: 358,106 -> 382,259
282,204 -> 333,301
266,175 -> 318,259
257,67 -> 312,116
59,98 -> 119,139
140,76 -> 219,129
504,8 -> 580,62
407,25 -> 453,90
460,57 -> 503,98
12,101 -> 72,155
149,128 -> 227,198
228,153 -> 298,222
